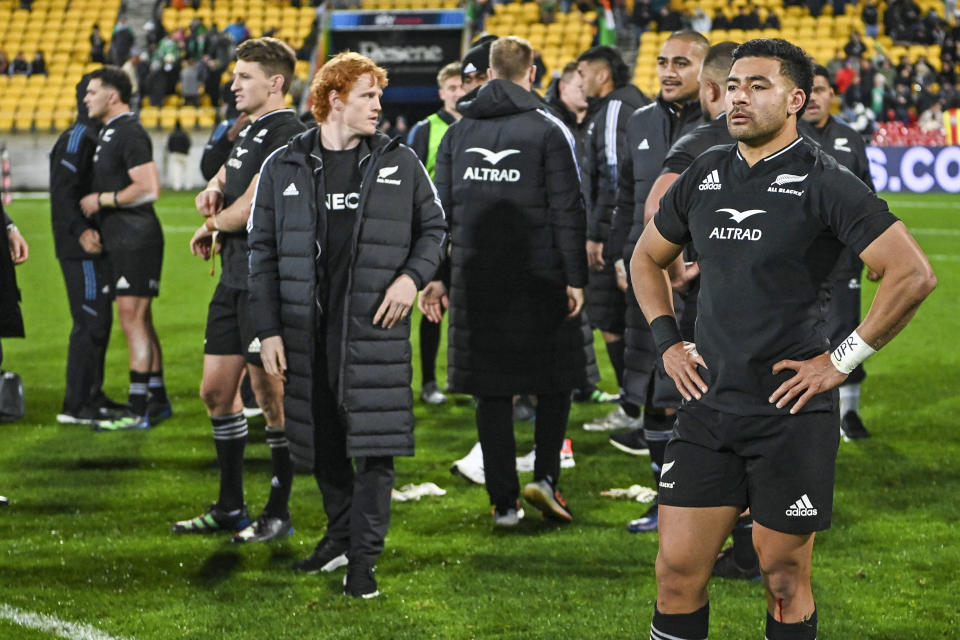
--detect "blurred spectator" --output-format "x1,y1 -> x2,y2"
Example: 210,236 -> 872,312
111,18 -> 135,65
145,60 -> 166,107
915,55 -> 935,85
200,54 -> 226,107
90,24 -> 106,63
631,0 -> 654,43
224,18 -> 250,43
9,52 -> 29,76
0,51 -> 8,75
762,8 -> 780,29
827,49 -> 846,79
185,18 -> 208,60
121,53 -> 140,109
862,0 -> 880,38
165,122 -> 191,191
844,31 -> 867,59
539,0 -> 557,24
836,59 -> 858,94
467,0 -> 492,33
877,56 -> 896,87
29,51 -> 46,76
918,100 -> 944,130
180,58 -> 200,106
654,5 -> 682,31
690,8 -> 711,33
870,74 -> 896,120
843,71 -> 869,108
731,5 -> 760,30
712,9 -> 730,30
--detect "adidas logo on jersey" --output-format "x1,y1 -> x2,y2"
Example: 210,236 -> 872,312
637,138 -> 650,150
116,276 -> 130,289
248,337 -> 261,354
699,169 -> 722,190
785,494 -> 818,517
282,183 -> 300,196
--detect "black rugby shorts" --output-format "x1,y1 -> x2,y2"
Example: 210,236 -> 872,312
657,402 -> 840,534
204,283 -> 263,367
110,245 -> 163,298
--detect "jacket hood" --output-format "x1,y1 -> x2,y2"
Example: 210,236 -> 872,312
458,79 -> 544,119
284,126 -> 399,163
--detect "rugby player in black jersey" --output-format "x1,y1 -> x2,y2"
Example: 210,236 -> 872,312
80,67 -> 166,431
173,38 -> 307,542
631,39 -> 935,639
800,65 -> 876,440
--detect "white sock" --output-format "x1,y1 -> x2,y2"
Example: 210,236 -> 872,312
839,384 -> 861,416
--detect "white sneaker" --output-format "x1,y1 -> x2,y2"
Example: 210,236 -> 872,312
583,406 -> 641,431
450,442 -> 485,485
516,438 -> 575,471
492,503 -> 525,527
420,381 -> 447,405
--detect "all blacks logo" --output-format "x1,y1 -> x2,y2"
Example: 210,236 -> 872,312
358,41 -> 444,64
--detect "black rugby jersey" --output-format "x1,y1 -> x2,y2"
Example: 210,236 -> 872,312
219,109 -> 306,290
662,114 -> 734,176
91,113 -> 163,252
800,116 -> 874,277
654,137 -> 897,415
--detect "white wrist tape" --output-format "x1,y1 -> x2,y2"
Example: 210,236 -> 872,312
830,330 -> 876,374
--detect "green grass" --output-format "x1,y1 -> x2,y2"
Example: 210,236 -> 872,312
0,192 -> 957,639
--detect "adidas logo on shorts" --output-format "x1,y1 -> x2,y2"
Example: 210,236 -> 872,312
785,494 -> 818,517
699,169 -> 722,191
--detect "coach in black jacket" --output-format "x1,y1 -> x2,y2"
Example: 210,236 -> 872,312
249,52 -> 445,598
430,36 -> 589,525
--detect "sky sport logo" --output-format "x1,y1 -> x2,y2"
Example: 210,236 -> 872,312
785,494 -> 818,517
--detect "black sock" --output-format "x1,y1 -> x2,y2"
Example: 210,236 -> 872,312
419,315 -> 441,386
766,608 -> 817,639
212,412 -> 248,510
604,338 -> 625,388
148,369 -> 168,404
732,514 -> 759,569
621,401 -> 642,418
651,603 -> 709,640
263,426 -> 293,519
128,371 -> 150,416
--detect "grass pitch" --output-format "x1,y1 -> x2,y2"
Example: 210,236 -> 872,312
0,191 -> 957,639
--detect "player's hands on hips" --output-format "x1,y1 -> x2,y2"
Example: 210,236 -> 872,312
663,341 -> 708,401
671,262 -> 700,294
260,335 -> 287,382
7,226 -> 28,264
769,351 -> 847,414
78,229 -> 102,254
566,286 -> 584,318
418,280 -> 448,323
195,188 -> 223,217
586,240 -> 605,271
189,224 -> 216,259
374,274 -> 417,329
79,193 -> 100,217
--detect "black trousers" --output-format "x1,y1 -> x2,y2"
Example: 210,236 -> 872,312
312,347 -> 394,568
59,257 -> 113,412
476,393 -> 571,510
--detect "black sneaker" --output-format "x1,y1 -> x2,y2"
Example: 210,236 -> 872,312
609,428 -> 650,455
93,394 -> 130,413
343,563 -> 380,599
512,396 -> 536,422
171,503 -> 250,533
292,537 -> 349,573
626,500 -> 658,533
841,411 -> 870,441
232,513 -> 293,543
57,406 -> 107,425
148,398 -> 173,424
712,546 -> 762,582
522,478 -> 573,522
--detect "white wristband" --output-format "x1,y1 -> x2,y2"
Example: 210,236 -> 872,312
830,330 -> 876,375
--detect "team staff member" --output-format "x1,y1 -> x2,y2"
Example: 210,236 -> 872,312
250,52 -> 446,598
174,38 -> 307,542
632,39 -> 935,639
80,66 -> 167,431
429,36 -> 589,525
406,61 -> 464,406
50,75 -> 126,426
604,31 -> 707,535
800,65 -> 876,440
1,202 -> 28,367
578,45 -> 649,432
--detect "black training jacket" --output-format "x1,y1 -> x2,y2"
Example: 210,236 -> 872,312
248,128 -> 447,465
49,118 -> 102,260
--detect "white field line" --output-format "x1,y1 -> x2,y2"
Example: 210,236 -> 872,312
927,254 -> 960,261
910,228 -> 960,236
888,200 -> 958,208
0,604 -> 134,640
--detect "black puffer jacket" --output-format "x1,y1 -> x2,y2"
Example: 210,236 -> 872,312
435,79 -> 593,395
248,128 -> 447,465
581,83 -> 649,242
1,205 -> 24,338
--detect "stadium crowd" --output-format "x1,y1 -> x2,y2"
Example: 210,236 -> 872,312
0,0 -> 944,633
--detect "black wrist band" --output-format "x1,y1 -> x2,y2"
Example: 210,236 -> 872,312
650,315 -> 682,357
